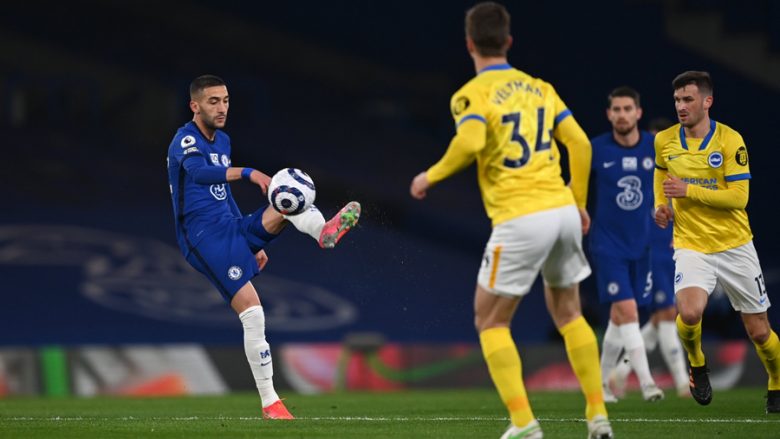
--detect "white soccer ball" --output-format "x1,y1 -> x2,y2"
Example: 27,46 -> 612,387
267,168 -> 316,215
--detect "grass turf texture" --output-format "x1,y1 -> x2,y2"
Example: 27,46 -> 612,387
1,388 -> 778,438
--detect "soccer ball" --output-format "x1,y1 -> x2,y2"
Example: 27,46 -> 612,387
267,168 -> 316,215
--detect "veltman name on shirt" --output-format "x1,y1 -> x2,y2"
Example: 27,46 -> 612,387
681,177 -> 718,190
492,80 -> 543,105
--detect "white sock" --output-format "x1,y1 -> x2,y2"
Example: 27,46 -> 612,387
284,205 -> 325,241
641,321 -> 659,352
613,351 -> 632,384
619,322 -> 655,388
614,322 -> 658,379
658,320 -> 689,392
239,305 -> 279,408
601,321 -> 623,386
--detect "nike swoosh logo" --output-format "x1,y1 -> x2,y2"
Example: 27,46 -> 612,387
261,361 -> 271,366
668,155 -> 680,161
603,161 -> 616,168
760,297 -> 767,305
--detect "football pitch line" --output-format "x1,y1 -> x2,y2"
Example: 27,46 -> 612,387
5,416 -> 780,424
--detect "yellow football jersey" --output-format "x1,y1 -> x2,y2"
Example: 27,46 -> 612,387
430,64 -> 588,226
654,120 -> 753,253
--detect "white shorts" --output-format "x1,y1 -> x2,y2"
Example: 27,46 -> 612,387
477,205 -> 591,297
673,241 -> 770,313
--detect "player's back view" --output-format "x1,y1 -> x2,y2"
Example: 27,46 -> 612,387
446,66 -> 585,225
410,3 -> 612,438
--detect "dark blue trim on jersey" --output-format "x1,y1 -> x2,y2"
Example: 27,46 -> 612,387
680,119 -> 716,151
725,173 -> 751,182
188,121 -> 218,145
554,109 -> 572,126
478,63 -> 512,74
457,114 -> 487,127
655,164 -> 668,170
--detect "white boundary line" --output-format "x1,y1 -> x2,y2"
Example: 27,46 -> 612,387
2,416 -> 780,424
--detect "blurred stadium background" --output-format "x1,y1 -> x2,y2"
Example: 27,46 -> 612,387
1,0 -> 779,401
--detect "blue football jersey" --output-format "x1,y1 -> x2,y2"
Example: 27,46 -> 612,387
589,131 -> 655,259
167,121 -> 241,255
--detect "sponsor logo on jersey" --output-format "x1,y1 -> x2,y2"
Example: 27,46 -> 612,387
622,157 -> 637,171
681,177 -> 718,190
603,161 -> 616,168
667,154 -> 680,161
642,157 -> 654,170
616,175 -> 643,211
607,282 -> 620,295
221,154 -> 230,167
674,272 -> 683,284
183,146 -> 199,155
227,266 -> 243,281
210,153 -> 220,165
452,96 -> 470,116
708,151 -> 723,168
260,349 -> 271,359
736,146 -> 748,166
210,184 -> 227,200
180,135 -> 196,148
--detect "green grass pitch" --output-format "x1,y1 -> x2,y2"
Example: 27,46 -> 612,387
1,388 -> 778,438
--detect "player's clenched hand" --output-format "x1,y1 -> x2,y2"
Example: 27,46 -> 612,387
410,172 -> 430,200
663,174 -> 688,198
655,204 -> 673,229
255,249 -> 268,270
250,170 -> 272,194
578,208 -> 591,235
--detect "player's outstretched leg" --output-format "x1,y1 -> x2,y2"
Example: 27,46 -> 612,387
319,201 -> 361,249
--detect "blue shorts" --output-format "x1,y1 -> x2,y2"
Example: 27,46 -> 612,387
185,206 -> 278,302
648,252 -> 676,312
593,252 -> 652,306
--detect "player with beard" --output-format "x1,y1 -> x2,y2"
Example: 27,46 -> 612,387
410,4 -> 613,437
610,117 -> 690,399
167,75 -> 360,419
655,71 -> 779,412
589,86 -> 664,403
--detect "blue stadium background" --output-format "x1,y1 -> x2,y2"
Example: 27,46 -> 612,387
1,0 -> 779,348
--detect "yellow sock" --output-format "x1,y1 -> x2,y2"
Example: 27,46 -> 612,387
676,315 -> 706,367
559,316 -> 607,421
480,327 -> 534,427
754,330 -> 780,390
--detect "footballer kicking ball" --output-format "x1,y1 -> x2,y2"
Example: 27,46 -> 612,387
268,168 -> 316,215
